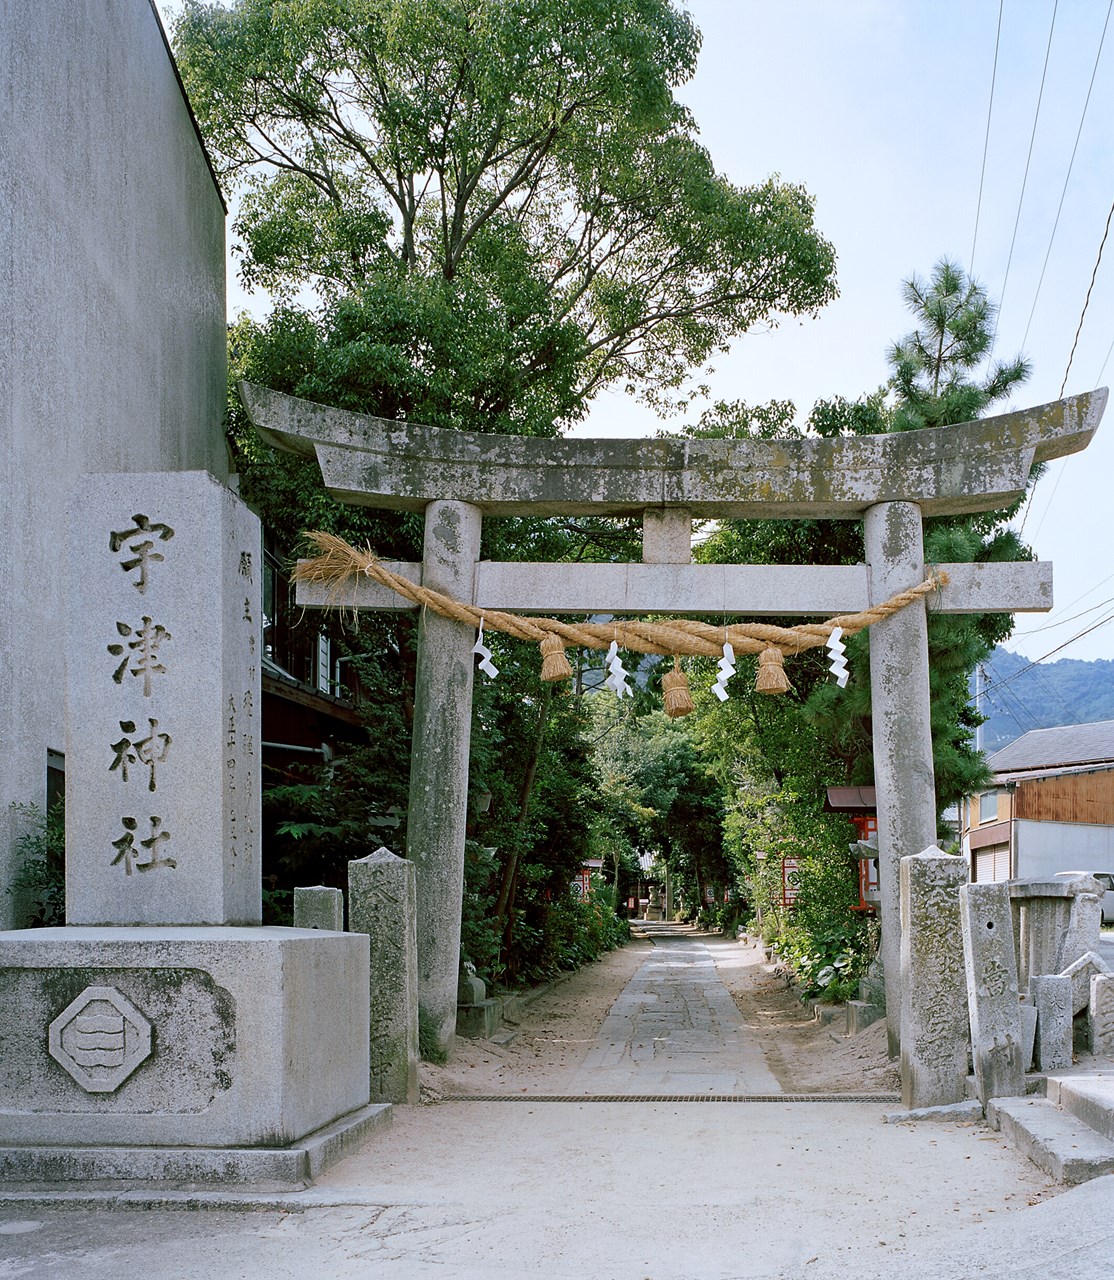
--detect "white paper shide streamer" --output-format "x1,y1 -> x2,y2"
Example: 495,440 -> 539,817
712,641 -> 735,702
826,626 -> 849,688
472,618 -> 499,679
604,640 -> 633,698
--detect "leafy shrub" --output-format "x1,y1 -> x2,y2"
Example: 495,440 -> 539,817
7,802 -> 65,926
774,918 -> 872,1002
460,841 -> 504,988
511,891 -> 629,986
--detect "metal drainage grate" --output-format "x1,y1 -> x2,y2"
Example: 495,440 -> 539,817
442,1093 -> 900,1104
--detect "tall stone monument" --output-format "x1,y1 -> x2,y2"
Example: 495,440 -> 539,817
0,473 -> 378,1188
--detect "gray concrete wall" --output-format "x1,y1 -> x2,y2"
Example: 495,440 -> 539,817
1016,820 -> 1114,877
0,0 -> 228,926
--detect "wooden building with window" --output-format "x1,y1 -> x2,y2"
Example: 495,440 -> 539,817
962,719 -> 1114,883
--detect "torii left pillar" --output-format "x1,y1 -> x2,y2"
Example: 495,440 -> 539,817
407,500 -> 482,1055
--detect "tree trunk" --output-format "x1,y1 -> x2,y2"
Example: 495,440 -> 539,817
493,686 -> 554,924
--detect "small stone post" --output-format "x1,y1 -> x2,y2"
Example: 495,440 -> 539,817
1031,974 -> 1073,1071
866,501 -> 937,1059
293,886 -> 344,932
900,848 -> 968,1109
406,500 -> 482,1059
960,882 -> 1025,1104
1090,974 -> 1114,1057
349,847 -> 420,1104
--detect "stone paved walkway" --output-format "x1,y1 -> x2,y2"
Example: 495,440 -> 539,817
566,922 -> 782,1095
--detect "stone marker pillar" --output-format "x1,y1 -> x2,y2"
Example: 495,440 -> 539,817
1009,879 -> 1080,990
866,501 -> 937,1059
406,500 -> 482,1059
349,848 -> 420,1104
293,886 -> 344,932
1031,974 -> 1073,1071
900,849 -> 968,1109
960,882 -> 1025,1104
66,471 -> 261,925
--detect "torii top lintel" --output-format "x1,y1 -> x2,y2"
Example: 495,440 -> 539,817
240,383 -> 1106,520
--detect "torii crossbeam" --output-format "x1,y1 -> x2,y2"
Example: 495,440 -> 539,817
242,382 -> 1106,1105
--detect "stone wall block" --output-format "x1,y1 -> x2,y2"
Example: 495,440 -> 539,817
900,849 -> 969,1109
1062,950 -> 1113,1015
1090,974 -> 1114,1057
1056,891 -> 1103,973
349,848 -> 420,1105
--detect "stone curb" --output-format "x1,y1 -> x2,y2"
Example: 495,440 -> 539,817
882,1099 -> 985,1124
988,1095 -> 1114,1185
0,1188 -> 401,1213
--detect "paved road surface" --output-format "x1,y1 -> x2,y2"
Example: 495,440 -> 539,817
2,924 -> 1113,1279
566,924 -> 781,1095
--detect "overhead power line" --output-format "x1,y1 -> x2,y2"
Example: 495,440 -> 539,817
991,0 -> 1060,352
1019,592 -> 1114,636
971,0 -> 1005,275
1059,192 -> 1114,397
1022,0 -> 1114,349
989,606 -> 1114,690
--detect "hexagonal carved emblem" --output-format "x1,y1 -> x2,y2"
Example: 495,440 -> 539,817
48,986 -> 153,1093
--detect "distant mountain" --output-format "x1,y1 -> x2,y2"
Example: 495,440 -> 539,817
978,647 -> 1114,754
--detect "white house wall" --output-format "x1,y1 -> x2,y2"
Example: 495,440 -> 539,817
1,0 -> 227,926
1017,819 -> 1114,879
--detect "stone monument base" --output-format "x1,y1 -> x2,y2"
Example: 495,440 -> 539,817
0,927 -> 374,1188
0,1100 -> 390,1191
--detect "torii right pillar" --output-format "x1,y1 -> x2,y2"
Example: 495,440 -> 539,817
865,501 -> 937,1062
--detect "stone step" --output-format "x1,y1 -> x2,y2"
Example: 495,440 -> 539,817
808,1000 -> 844,1026
845,999 -> 884,1035
987,1095 -> 1114,1185
1046,1073 -> 1114,1144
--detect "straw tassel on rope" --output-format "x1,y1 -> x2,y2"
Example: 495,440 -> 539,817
662,657 -> 694,719
539,634 -> 573,682
755,646 -> 791,695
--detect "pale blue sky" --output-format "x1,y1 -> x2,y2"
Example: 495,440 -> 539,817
159,0 -> 1114,663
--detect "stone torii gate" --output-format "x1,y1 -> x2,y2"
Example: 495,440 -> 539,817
241,382 -> 1106,1098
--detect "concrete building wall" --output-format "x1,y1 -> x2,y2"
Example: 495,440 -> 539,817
1016,819 -> 1114,879
1,0 -> 228,926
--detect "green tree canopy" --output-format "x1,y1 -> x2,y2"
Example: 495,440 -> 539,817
888,257 -> 1031,432
690,259 -> 1034,818
175,0 -> 837,430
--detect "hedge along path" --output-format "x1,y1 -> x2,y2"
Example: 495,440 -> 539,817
293,530 -> 947,712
